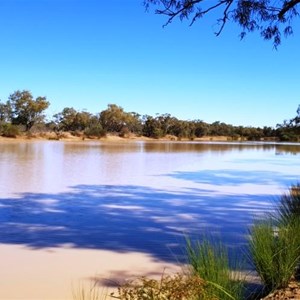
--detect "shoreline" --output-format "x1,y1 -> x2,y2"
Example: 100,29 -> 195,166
0,132 -> 274,143
0,244 -> 181,300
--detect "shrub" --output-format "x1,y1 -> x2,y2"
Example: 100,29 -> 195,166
119,127 -> 130,138
29,123 -> 47,134
0,123 -> 20,138
111,273 -> 205,300
186,238 -> 245,300
84,125 -> 106,138
71,130 -> 84,137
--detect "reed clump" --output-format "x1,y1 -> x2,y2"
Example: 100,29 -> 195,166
249,183 -> 300,296
186,238 -> 245,300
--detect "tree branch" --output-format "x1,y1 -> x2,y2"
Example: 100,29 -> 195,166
215,0 -> 234,36
190,0 -> 229,25
278,0 -> 300,19
145,0 -> 299,46
155,0 -> 205,25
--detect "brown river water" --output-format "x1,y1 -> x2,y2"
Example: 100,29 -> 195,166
0,141 -> 299,299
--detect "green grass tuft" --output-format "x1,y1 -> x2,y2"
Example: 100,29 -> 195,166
186,237 -> 245,300
249,183 -> 300,295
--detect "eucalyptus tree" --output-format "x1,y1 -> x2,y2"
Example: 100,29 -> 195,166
53,107 -> 77,131
194,120 -> 209,137
54,107 -> 95,131
144,0 -> 300,47
100,104 -> 142,134
8,90 -> 50,131
0,101 -> 12,123
276,104 -> 300,141
142,115 -> 165,138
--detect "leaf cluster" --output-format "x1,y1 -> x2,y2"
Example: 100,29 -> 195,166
144,0 -> 300,47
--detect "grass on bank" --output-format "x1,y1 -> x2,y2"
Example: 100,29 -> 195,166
249,219 -> 300,294
249,183 -> 300,296
186,238 -> 245,300
275,184 -> 300,226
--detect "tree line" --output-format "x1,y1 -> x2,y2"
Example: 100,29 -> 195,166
0,90 -> 299,141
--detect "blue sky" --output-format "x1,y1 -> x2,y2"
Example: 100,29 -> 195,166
0,0 -> 299,127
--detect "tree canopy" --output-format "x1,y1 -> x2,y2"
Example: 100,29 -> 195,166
8,90 -> 50,131
144,0 -> 300,47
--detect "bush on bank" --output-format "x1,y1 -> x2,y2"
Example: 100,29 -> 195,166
0,123 -> 20,138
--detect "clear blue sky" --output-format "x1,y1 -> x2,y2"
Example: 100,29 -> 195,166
0,0 -> 299,127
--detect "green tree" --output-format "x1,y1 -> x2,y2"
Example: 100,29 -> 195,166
100,104 -> 126,132
262,126 -> 276,137
142,115 -> 164,138
8,90 -> 50,131
209,121 -> 234,136
169,119 -> 195,138
100,104 -> 142,134
54,107 -> 94,131
126,112 -> 143,135
0,101 -> 12,123
84,115 -> 106,138
276,104 -> 300,141
194,120 -> 209,137
53,107 -> 78,131
144,0 -> 299,47
156,113 -> 175,135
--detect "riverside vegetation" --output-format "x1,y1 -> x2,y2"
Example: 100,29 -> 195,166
1,90 -> 300,142
72,184 -> 300,300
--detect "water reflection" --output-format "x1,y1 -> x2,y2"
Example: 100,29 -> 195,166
141,141 -> 300,154
1,140 -> 299,155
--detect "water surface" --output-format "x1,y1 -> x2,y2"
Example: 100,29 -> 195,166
0,141 -> 299,298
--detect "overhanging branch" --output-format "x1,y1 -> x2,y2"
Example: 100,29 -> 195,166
190,0 -> 230,25
278,0 -> 300,19
215,0 -> 234,35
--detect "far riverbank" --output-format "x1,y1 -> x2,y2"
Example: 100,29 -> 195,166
0,131 -> 274,143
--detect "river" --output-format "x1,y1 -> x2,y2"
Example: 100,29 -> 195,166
0,140 -> 299,299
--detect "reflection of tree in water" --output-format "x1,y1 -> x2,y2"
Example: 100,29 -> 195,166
143,142 -> 281,153
275,144 -> 300,155
1,140 -> 299,156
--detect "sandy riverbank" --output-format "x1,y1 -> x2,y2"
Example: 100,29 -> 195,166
0,244 -> 181,300
0,132 -> 231,143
